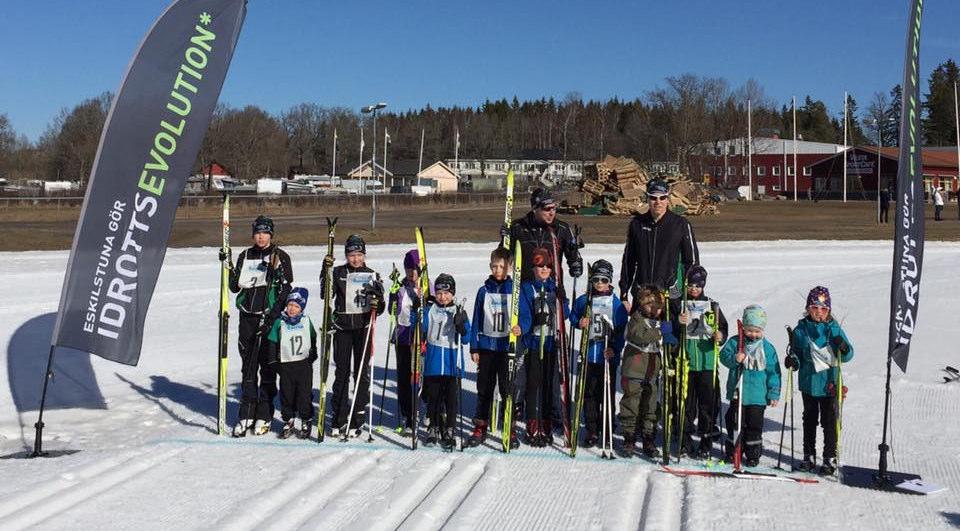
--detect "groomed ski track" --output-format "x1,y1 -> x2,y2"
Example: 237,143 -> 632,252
1,242 -> 959,529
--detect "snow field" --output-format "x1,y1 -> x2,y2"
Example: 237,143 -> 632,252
0,241 -> 958,529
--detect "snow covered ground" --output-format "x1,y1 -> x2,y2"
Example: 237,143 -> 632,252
1,241 -> 959,530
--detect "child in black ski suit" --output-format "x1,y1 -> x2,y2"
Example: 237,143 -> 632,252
226,215 -> 293,437
320,234 -> 384,437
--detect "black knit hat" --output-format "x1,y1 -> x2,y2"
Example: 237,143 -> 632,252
686,265 -> 707,287
252,215 -> 274,235
530,187 -> 557,209
434,273 -> 456,295
344,234 -> 366,255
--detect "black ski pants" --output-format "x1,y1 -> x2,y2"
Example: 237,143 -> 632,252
524,347 -> 556,422
584,360 -> 617,435
801,393 -> 838,460
394,343 -> 414,423
238,312 -> 277,422
684,370 -> 721,442
474,349 -> 509,423
424,375 -> 458,430
724,401 -> 766,460
879,203 -> 889,223
279,359 -> 313,422
331,326 -> 372,429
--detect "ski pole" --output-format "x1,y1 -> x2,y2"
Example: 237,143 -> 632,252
457,298 -> 467,452
343,308 -> 377,440
366,311 -> 378,443
599,314 -> 614,459
775,369 -> 790,469
377,305 -> 396,428
790,365 -> 795,471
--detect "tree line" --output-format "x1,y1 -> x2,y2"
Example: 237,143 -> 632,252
1,60 -> 957,184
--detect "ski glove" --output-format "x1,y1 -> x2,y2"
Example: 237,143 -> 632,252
257,319 -> 273,337
533,310 -> 550,327
569,260 -> 583,278
784,355 -> 799,370
322,254 -> 335,269
829,334 -> 850,355
308,348 -> 318,364
499,223 -> 510,241
218,248 -> 232,264
454,309 -> 469,336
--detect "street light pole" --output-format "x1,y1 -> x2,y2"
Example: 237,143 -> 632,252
362,102 -> 387,230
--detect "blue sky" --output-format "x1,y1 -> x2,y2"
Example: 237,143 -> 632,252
2,0 -> 958,141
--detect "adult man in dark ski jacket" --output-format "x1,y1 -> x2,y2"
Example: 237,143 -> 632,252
619,179 -> 699,307
224,215 -> 294,436
501,187 -> 583,286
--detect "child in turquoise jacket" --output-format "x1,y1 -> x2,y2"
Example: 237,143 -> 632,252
785,286 -> 854,476
720,305 -> 781,467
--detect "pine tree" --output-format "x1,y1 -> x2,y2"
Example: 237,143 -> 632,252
922,59 -> 960,146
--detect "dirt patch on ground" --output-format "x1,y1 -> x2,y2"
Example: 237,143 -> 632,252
1,199 -> 958,251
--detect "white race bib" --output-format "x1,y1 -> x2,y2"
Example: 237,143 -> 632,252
397,288 -> 414,327
743,339 -> 766,371
426,305 -> 457,349
809,338 -> 835,373
344,272 -> 375,314
588,295 -> 615,340
279,320 -> 311,363
239,254 -> 270,289
684,300 -> 714,340
482,293 -> 510,337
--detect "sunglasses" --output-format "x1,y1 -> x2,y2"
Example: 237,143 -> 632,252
539,205 -> 557,212
534,264 -> 552,269
591,277 -> 611,284
648,195 -> 669,202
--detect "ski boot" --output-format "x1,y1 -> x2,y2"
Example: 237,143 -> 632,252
618,433 -> 636,458
641,434 -> 659,459
819,457 -> 838,476
524,420 -> 541,447
279,419 -> 296,439
745,457 -> 760,467
232,419 -> 252,438
425,427 -> 440,446
440,428 -> 457,451
797,455 -> 817,473
465,420 -> 487,448
581,431 -> 598,449
540,419 -> 555,446
298,419 -> 311,439
395,417 -> 413,437
253,419 -> 271,436
507,422 -> 520,450
696,436 -> 713,460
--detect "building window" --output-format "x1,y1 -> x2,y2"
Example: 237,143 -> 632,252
653,164 -> 665,173
772,166 -> 781,176
728,145 -> 736,155
756,166 -> 766,176
803,167 -> 812,176
742,166 -> 748,176
727,166 -> 736,176
787,166 -> 795,176
772,185 -> 781,191
669,164 -> 679,173
714,167 -> 722,176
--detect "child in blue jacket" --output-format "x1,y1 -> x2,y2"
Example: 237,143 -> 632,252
466,246 -> 514,448
720,305 -> 781,467
570,259 -> 628,448
786,286 -> 854,476
421,273 -> 470,450
511,247 -> 566,447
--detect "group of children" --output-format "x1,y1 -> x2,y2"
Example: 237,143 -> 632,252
228,215 -> 855,474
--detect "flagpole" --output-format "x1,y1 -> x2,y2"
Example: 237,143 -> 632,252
384,127 -> 390,188
843,91 -> 848,203
954,81 -> 959,215
332,128 -> 338,185
747,99 -> 752,201
793,96 -> 798,202
417,127 -> 425,187
454,127 -> 460,191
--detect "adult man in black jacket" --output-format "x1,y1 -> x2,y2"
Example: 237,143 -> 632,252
619,180 -> 699,306
225,215 -> 294,436
503,188 -> 583,285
